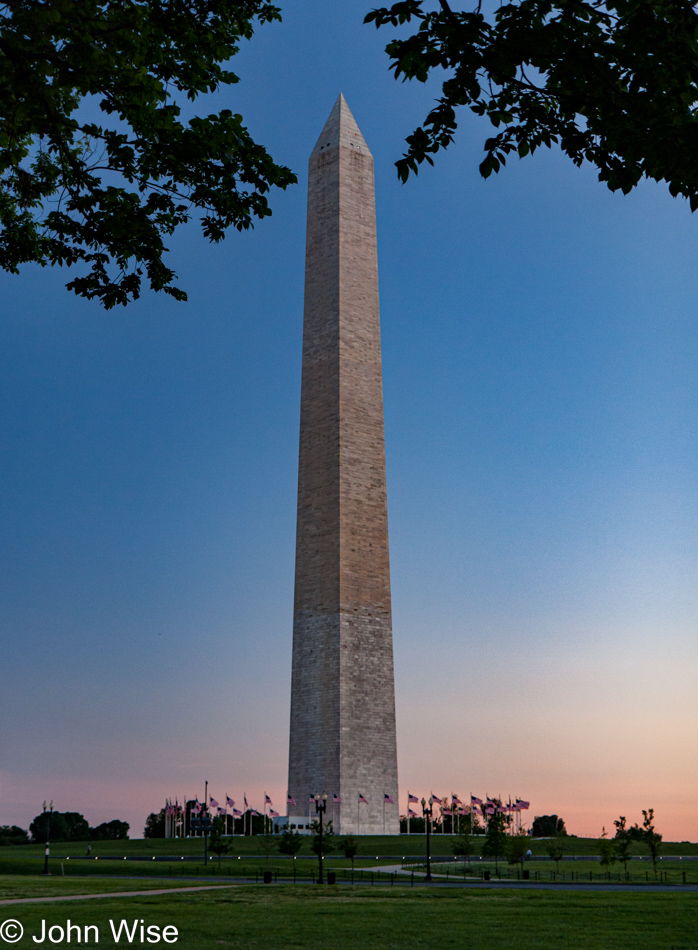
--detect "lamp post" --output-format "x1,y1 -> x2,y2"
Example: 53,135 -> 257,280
314,793 -> 327,884
421,797 -> 433,882
42,800 -> 53,875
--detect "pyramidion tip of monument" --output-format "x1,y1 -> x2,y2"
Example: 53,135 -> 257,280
311,93 -> 371,157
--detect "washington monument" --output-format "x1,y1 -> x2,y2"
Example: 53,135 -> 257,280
287,95 -> 399,835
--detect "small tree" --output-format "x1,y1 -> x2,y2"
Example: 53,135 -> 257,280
506,831 -> 530,873
641,809 -> 662,874
613,816 -> 632,876
481,812 -> 507,872
208,817 -> 231,871
340,835 -> 359,873
598,827 -> 616,869
310,819 -> 335,856
277,827 -> 304,857
545,830 -> 565,872
451,831 -> 474,870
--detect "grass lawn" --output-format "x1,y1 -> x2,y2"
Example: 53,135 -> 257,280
0,875 -> 228,900
2,884 -> 695,950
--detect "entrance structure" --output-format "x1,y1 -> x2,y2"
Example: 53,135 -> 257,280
287,95 -> 399,835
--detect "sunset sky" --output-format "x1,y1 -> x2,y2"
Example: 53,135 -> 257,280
1,2 -> 697,843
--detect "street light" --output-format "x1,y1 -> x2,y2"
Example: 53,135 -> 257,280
421,797 -> 433,882
314,793 -> 328,884
42,801 -> 53,876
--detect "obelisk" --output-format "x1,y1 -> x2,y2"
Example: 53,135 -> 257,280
287,95 -> 399,835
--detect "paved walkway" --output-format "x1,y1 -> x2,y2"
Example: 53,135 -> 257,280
0,885 -> 238,906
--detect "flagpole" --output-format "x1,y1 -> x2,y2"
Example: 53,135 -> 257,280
357,792 -> 360,838
407,794 -> 410,836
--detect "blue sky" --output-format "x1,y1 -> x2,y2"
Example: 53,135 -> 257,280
1,1 -> 697,840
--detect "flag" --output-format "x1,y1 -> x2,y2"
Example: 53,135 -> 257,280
408,793 -> 419,803
210,797 -> 219,808
452,794 -> 462,805
233,809 -> 242,817
359,793 -> 368,804
432,795 -> 443,805
250,809 -> 260,816
220,808 -> 227,816
384,794 -> 395,804
191,802 -> 201,815
244,795 -> 248,809
408,809 -> 417,817
265,794 -> 273,805
270,809 -> 279,817
287,795 -> 296,806
517,800 -> 530,809
226,796 -> 235,808
309,794 -> 315,803
442,808 -> 452,816
333,794 -> 342,804
471,796 -> 483,806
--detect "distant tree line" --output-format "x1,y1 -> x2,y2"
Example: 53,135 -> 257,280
10,811 -> 131,844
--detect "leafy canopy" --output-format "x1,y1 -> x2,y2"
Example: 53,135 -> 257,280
0,0 -> 296,307
366,0 -> 698,205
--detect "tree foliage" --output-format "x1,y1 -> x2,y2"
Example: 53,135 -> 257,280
613,815 -> 632,873
90,819 -> 129,840
598,826 -> 616,868
506,829 -> 530,869
0,824 -> 29,845
310,819 -> 335,856
143,808 -> 166,839
481,811 -> 507,869
0,0 -> 296,307
277,827 -> 304,856
366,0 -> 698,207
451,830 -> 474,865
532,814 -> 566,837
29,810 -> 90,843
544,829 -> 565,870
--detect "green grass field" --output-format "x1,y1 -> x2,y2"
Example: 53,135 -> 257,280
1,834 -> 696,885
1,883 -> 695,950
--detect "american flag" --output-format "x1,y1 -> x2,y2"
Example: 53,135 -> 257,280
233,809 -> 242,817
358,793 -> 368,804
250,809 -> 260,816
265,794 -> 273,805
432,795 -> 443,805
309,794 -> 315,803
516,799 -> 530,809
210,797 -> 219,808
408,809 -> 417,817
384,794 -> 395,804
452,794 -> 462,805
270,809 -> 279,817
191,802 -> 201,815
244,795 -> 248,809
408,793 -> 419,803
287,795 -> 296,806
333,794 -> 342,804
471,796 -> 483,806
226,796 -> 235,808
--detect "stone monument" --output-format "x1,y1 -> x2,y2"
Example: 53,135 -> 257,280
287,94 -> 399,835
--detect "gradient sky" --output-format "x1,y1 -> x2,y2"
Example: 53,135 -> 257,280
1,2 -> 697,843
